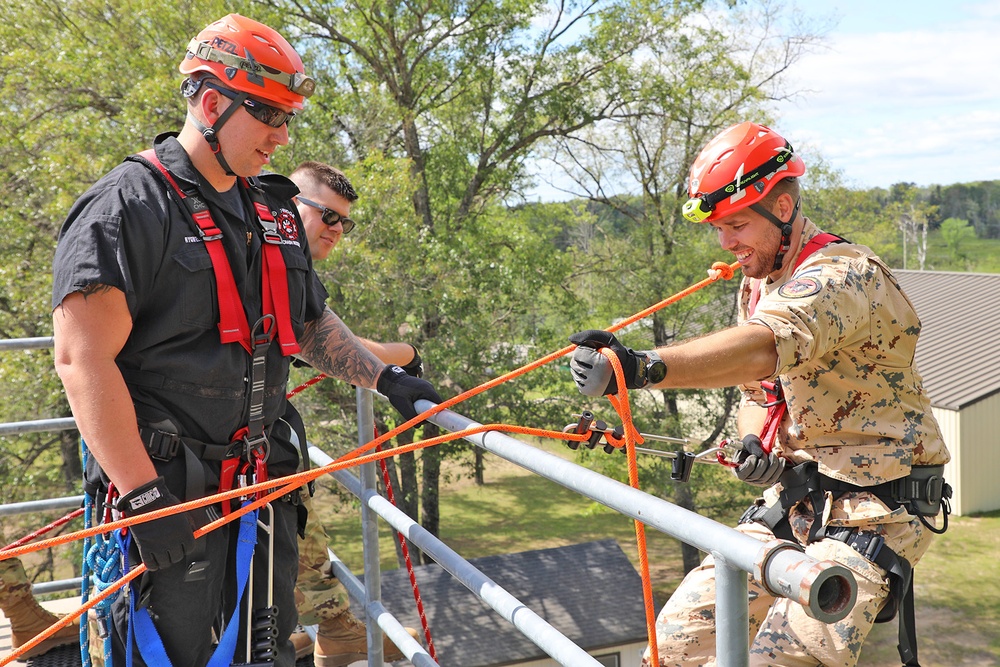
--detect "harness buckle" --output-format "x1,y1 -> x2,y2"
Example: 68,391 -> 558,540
241,432 -> 271,464
143,429 -> 181,461
846,530 -> 884,562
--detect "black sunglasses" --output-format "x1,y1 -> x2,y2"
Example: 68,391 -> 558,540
204,81 -> 296,128
296,196 -> 356,234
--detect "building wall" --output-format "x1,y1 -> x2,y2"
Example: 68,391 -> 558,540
514,641 -> 648,667
932,394 -> 1000,516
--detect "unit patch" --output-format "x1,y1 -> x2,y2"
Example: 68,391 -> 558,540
276,209 -> 299,241
778,277 -> 822,299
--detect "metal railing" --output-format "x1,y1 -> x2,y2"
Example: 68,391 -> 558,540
1,337 -> 858,667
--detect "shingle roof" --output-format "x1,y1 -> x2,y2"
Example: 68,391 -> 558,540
895,270 -> 1000,410
371,539 -> 649,667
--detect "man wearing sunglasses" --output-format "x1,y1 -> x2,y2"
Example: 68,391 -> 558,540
285,160 -> 423,666
52,14 -> 441,667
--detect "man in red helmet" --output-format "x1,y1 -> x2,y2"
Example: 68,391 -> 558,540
51,14 -> 441,667
568,122 -> 951,666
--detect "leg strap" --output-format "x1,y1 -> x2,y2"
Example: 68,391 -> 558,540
825,526 -> 918,666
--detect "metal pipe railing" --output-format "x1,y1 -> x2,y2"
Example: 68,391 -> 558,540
0,495 -> 85,517
0,336 -> 53,351
409,398 -> 857,664
1,335 -> 857,667
311,446 -> 604,667
0,417 -> 77,437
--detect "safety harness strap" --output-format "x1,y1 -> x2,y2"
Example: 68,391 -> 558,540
122,505 -> 258,667
747,232 -> 846,454
245,183 -> 300,356
130,150 -> 300,357
740,459 -> 950,667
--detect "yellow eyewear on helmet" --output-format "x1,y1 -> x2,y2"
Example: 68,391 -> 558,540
682,143 -> 795,223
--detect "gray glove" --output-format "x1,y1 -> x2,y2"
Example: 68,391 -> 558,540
734,434 -> 785,487
568,330 -> 642,397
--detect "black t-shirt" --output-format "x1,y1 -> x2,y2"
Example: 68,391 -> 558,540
53,133 -> 328,477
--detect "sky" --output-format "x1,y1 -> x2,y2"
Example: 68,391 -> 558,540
773,0 -> 1000,190
527,0 -> 1000,200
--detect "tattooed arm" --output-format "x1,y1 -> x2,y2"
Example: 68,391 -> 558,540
297,306 -> 386,389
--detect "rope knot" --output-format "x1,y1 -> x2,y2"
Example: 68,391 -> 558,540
709,261 -> 736,281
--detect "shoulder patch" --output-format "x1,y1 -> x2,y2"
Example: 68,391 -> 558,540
778,276 -> 822,299
276,209 -> 299,242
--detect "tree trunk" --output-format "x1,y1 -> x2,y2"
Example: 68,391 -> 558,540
474,448 -> 484,486
419,424 -> 442,565
394,426 -> 422,564
60,430 -> 82,492
673,482 -> 703,573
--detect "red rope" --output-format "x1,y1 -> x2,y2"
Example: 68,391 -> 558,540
374,428 -> 437,660
2,507 -> 84,551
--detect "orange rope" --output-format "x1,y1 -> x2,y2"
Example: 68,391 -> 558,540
0,259 -> 739,667
601,348 -> 660,667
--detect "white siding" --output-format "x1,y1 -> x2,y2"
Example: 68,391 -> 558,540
933,394 -> 1000,516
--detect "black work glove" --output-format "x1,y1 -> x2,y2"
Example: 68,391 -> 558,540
734,434 -> 785,487
400,344 -> 424,378
116,476 -> 197,571
377,364 -> 443,421
568,330 -> 643,397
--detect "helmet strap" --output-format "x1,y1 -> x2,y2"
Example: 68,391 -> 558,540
750,196 -> 801,273
187,89 -> 248,177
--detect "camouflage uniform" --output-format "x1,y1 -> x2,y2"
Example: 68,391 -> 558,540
0,556 -> 31,600
644,220 -> 950,667
295,491 -> 351,626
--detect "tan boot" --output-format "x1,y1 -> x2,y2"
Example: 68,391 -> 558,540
290,624 -> 315,660
0,560 -> 79,659
314,610 -> 419,667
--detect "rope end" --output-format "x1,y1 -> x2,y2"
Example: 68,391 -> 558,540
708,261 -> 737,281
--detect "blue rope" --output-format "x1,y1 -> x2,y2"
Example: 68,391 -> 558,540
81,439 -> 120,667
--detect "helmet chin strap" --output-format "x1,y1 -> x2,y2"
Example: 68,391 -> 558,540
750,196 -> 801,273
186,89 -> 247,177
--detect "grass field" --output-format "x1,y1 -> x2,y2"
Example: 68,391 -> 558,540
315,440 -> 1000,667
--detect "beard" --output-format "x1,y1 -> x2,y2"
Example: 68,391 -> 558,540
741,221 -> 784,280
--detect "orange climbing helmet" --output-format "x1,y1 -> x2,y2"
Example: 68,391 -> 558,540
179,14 -> 315,110
682,122 -> 805,223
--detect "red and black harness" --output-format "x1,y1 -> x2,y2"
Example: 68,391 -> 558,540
740,233 -> 951,667
130,149 -> 302,513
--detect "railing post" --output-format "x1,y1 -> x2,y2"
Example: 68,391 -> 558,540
356,386 -> 384,666
714,552 -> 749,667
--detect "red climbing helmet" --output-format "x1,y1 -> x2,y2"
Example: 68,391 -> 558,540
179,14 -> 314,110
682,122 -> 805,223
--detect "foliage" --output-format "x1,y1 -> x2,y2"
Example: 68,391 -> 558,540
1,0 -> 998,583
937,217 -> 976,267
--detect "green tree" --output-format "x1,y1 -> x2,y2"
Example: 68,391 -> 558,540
938,217 -> 976,266
269,0 -> 722,559
888,183 -> 938,270
538,0 -> 825,573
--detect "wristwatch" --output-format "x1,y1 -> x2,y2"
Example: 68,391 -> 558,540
639,350 -> 667,387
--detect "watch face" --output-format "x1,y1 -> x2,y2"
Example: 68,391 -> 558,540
647,361 -> 667,385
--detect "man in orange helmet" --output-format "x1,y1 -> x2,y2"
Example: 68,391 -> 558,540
51,14 -> 440,667
567,122 -> 951,666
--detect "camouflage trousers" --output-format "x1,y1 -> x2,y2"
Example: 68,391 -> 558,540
643,509 -> 935,667
295,492 -> 351,626
0,556 -> 32,603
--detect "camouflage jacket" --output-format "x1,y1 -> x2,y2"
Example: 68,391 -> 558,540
739,219 -> 950,488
